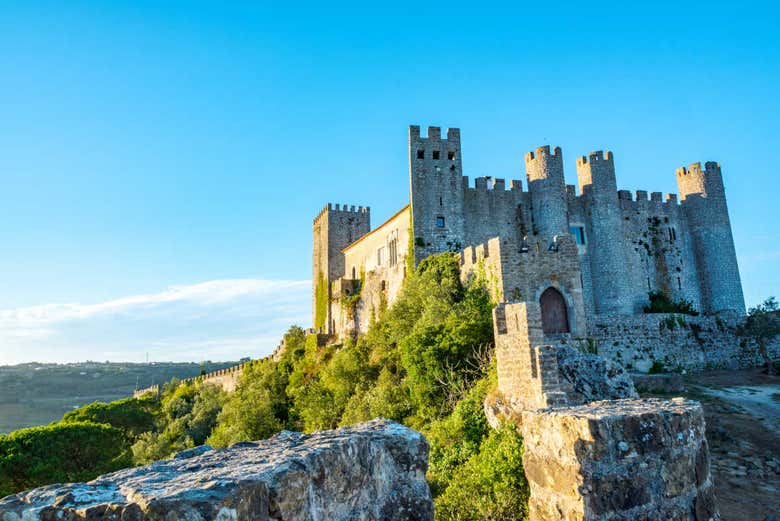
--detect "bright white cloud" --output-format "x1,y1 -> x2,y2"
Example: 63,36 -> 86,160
0,279 -> 311,365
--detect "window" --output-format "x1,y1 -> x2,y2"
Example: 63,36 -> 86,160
448,150 -> 455,160
570,226 -> 586,245
417,149 -> 424,159
377,246 -> 386,266
388,238 -> 398,267
432,150 -> 440,160
668,227 -> 677,242
436,216 -> 445,228
380,280 -> 386,291
351,266 -> 356,279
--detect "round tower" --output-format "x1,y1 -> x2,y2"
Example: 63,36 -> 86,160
676,162 -> 745,315
576,151 -> 633,314
525,146 -> 568,243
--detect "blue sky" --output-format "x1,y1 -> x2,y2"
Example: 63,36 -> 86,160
1,1 -> 778,364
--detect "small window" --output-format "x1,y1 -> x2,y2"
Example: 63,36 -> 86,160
432,150 -> 440,160
380,280 -> 386,291
677,276 -> 682,290
439,196 -> 443,206
351,267 -> 356,279
570,226 -> 586,245
388,238 -> 398,267
417,149 -> 424,159
436,216 -> 445,228
448,150 -> 455,160
377,246 -> 386,266
668,227 -> 677,242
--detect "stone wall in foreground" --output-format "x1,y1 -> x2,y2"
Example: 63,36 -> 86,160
522,399 -> 717,521
0,419 -> 433,521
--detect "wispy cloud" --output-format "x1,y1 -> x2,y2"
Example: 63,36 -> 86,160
0,279 -> 311,365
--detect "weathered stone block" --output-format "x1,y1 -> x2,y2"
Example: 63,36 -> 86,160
521,398 -> 718,521
0,420 -> 433,521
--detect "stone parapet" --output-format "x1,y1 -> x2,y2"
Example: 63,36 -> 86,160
0,419 -> 433,521
521,398 -> 718,521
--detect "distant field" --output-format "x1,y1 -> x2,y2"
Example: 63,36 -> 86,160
0,361 -> 237,434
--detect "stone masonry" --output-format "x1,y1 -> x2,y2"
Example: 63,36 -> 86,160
490,302 -> 719,521
522,399 -> 718,521
0,419 -> 433,521
313,125 -> 746,362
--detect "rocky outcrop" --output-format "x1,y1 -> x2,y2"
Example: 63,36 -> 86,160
556,345 -> 639,404
0,419 -> 433,521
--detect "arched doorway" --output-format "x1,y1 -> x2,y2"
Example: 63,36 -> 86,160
540,287 -> 569,334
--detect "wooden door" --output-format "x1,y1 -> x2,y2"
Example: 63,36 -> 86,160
540,287 -> 569,334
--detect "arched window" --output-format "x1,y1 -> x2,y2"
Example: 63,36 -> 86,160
351,266 -> 356,279
540,287 -> 570,334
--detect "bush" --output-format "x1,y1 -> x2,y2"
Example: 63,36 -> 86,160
61,396 -> 158,440
131,381 -> 227,464
0,422 -> 127,497
434,427 -> 529,521
644,291 -> 698,316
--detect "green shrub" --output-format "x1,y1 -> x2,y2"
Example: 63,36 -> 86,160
434,427 -> 529,521
62,396 -> 158,440
644,291 -> 698,315
131,381 -> 226,464
0,422 -> 127,497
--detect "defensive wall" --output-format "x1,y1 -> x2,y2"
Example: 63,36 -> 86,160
133,342 -> 288,398
583,313 -> 780,372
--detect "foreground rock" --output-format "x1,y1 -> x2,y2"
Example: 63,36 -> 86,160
0,419 -> 433,521
523,398 -> 718,521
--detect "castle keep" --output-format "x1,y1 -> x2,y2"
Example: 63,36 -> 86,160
313,125 -> 746,367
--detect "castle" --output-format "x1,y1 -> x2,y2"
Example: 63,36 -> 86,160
313,125 -> 746,365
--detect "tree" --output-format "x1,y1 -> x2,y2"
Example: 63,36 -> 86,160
738,297 -> 780,376
0,422 -> 127,496
61,396 -> 158,440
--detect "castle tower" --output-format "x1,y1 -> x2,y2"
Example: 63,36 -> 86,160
525,146 -> 568,243
312,204 -> 370,333
577,151 -> 633,314
409,125 -> 466,264
676,162 -> 745,314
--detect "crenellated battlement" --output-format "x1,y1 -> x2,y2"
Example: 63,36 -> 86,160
461,175 -> 523,192
616,189 -> 679,205
575,150 -> 613,166
525,145 -> 562,163
313,203 -> 370,224
409,125 -> 460,144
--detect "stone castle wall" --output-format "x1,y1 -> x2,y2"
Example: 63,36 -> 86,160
582,313 -> 780,372
312,204 -> 370,332
313,124 -> 747,348
460,234 -> 587,337
332,206 -> 411,337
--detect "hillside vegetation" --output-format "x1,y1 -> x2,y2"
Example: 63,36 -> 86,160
0,361 -> 237,434
0,254 -> 529,520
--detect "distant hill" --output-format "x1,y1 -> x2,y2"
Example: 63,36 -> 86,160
0,361 -> 238,434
